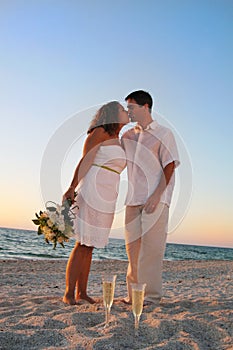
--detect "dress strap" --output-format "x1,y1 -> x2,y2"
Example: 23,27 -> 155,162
92,163 -> 120,174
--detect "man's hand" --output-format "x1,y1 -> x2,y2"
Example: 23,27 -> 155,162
144,162 -> 175,214
144,193 -> 160,214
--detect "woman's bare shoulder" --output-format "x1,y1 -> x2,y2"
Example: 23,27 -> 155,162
83,127 -> 108,153
88,127 -> 109,141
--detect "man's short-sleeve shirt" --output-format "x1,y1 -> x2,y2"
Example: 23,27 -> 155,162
121,120 -> 180,207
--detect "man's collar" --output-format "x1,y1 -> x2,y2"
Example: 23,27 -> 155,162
145,120 -> 157,130
134,120 -> 158,133
136,120 -> 157,131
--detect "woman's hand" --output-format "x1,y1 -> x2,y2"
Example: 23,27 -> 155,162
62,187 -> 76,204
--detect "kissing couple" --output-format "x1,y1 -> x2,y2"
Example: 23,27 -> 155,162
62,90 -> 180,306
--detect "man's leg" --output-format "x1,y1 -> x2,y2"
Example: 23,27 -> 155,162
125,205 -> 143,302
138,203 -> 169,303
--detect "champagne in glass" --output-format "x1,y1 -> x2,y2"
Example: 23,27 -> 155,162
131,283 -> 146,335
102,275 -> 117,327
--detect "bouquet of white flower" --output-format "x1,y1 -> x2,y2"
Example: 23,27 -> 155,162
32,197 -> 77,249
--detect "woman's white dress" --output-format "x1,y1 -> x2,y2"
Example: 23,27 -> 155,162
73,145 -> 126,248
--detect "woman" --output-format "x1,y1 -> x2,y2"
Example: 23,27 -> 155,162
62,101 -> 129,305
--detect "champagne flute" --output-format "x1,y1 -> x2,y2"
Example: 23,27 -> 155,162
102,274 -> 117,327
131,283 -> 146,336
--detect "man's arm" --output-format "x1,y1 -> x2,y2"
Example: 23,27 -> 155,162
144,161 -> 175,214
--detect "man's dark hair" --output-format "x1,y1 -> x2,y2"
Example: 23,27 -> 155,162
125,90 -> 153,110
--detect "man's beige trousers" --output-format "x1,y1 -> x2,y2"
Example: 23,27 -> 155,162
125,203 -> 169,303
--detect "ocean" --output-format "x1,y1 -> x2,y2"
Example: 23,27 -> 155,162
0,227 -> 232,261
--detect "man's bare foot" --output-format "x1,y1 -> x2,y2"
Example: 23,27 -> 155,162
121,298 -> 132,305
76,294 -> 96,304
62,295 -> 76,305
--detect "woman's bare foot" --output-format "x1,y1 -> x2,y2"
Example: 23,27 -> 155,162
76,294 -> 96,304
62,295 -> 76,305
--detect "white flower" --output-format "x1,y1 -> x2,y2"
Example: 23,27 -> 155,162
65,225 -> 73,237
48,212 -> 57,225
58,214 -> 65,223
56,204 -> 62,214
47,219 -> 54,228
58,223 -> 65,231
33,200 -> 74,249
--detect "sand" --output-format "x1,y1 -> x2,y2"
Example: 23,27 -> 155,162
0,259 -> 232,350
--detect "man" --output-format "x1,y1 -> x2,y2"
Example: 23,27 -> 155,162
121,90 -> 180,304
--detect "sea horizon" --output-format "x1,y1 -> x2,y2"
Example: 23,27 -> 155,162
0,225 -> 232,250
0,227 -> 232,261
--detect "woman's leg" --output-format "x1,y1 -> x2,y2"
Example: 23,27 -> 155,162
63,242 -> 95,305
63,242 -> 82,305
75,245 -> 95,303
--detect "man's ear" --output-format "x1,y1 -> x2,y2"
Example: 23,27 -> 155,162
141,103 -> 149,110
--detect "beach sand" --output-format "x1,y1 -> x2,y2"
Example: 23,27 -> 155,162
0,259 -> 232,350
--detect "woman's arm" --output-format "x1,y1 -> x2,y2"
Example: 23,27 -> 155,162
63,127 -> 107,202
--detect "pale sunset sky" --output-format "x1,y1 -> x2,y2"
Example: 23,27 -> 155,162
0,0 -> 232,248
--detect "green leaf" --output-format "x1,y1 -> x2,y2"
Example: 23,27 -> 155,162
39,211 -> 44,216
46,206 -> 56,212
38,226 -> 43,235
32,219 -> 40,225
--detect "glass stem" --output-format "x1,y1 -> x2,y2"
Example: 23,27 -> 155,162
134,315 -> 140,335
105,307 -> 110,326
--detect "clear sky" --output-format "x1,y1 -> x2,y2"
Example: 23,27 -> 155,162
0,0 -> 232,248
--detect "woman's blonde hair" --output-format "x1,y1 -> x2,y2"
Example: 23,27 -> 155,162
88,101 -> 121,136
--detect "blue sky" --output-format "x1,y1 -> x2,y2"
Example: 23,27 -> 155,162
0,0 -> 232,247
